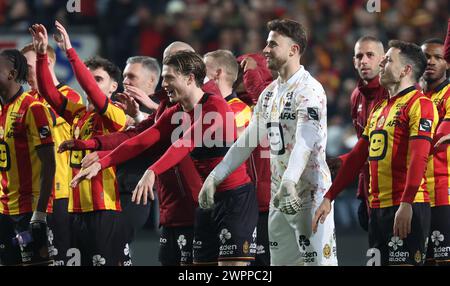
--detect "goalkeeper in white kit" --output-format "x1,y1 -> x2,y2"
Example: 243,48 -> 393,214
198,19 -> 338,266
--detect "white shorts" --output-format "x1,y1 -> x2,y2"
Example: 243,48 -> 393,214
268,203 -> 338,266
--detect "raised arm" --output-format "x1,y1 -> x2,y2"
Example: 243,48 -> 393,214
31,24 -> 81,124
53,21 -> 110,113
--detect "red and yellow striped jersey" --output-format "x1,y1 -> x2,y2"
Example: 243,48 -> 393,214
30,85 -> 83,206
362,86 -> 438,208
63,98 -> 126,213
425,80 -> 450,207
0,88 -> 54,215
226,93 -> 252,128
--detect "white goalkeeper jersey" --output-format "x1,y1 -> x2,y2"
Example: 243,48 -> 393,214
254,66 -> 331,208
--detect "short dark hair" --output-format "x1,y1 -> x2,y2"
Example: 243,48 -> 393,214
84,56 -> 122,84
422,38 -> 444,46
0,49 -> 28,84
388,40 -> 427,82
163,51 -> 206,87
267,19 -> 307,54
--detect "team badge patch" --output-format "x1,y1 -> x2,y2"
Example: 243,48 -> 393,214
419,119 -> 432,132
39,126 -> 51,139
323,244 -> 331,259
377,116 -> 385,128
307,107 -> 319,121
414,250 -> 422,264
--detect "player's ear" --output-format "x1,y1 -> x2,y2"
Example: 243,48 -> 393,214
290,43 -> 300,57
401,64 -> 413,79
110,80 -> 118,94
187,73 -> 195,86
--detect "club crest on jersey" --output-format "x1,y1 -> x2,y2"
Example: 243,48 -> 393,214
377,116 -> 385,128
419,118 -> 432,132
307,107 -> 319,121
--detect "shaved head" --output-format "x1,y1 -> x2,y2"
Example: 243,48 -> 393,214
163,41 -> 195,60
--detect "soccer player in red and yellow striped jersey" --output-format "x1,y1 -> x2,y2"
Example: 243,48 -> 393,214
0,50 -> 55,265
421,39 -> 450,265
21,43 -> 83,266
31,22 -> 127,266
314,41 -> 436,266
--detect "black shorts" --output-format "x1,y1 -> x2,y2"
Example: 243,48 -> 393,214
193,183 -> 258,264
70,210 -> 130,266
47,198 -> 71,266
426,205 -> 450,264
119,193 -> 151,243
368,203 -> 430,266
158,225 -> 194,266
0,213 -> 53,266
253,211 -> 270,266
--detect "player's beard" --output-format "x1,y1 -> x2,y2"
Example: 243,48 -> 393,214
267,56 -> 287,71
379,69 -> 400,88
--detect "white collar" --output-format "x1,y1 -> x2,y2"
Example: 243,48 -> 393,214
277,65 -> 305,86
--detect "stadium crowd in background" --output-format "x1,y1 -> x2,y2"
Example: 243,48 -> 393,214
0,0 -> 449,267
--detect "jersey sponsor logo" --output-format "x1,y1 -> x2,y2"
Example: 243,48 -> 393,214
385,119 -> 400,127
307,107 -> 319,121
434,246 -> 450,258
0,142 -> 11,171
92,254 -> 106,266
267,122 -> 285,155
177,235 -> 187,250
388,236 -> 410,263
279,112 -> 296,120
219,244 -> 237,256
298,235 -> 311,251
431,230 -> 444,246
419,118 -> 432,132
299,251 -> 317,263
219,228 -> 232,244
388,236 -> 403,251
368,130 -> 388,161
